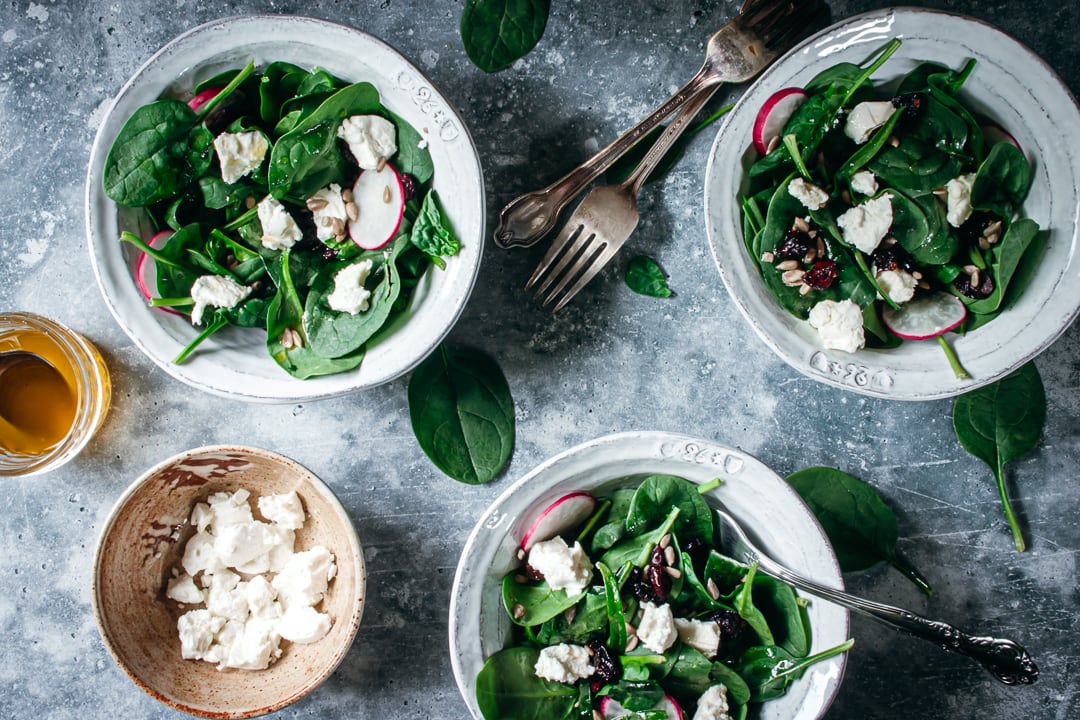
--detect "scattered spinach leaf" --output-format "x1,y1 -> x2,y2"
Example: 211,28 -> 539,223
407,344 -> 514,484
953,362 -> 1046,552
460,0 -> 550,73
625,255 -> 674,298
786,466 -> 933,595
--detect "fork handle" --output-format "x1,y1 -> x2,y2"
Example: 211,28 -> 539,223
755,557 -> 1039,686
493,65 -> 718,249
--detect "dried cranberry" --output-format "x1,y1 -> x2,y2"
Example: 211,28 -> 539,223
954,271 -> 994,299
870,245 -> 914,273
682,536 -> 708,569
626,566 -> 656,603
648,546 -> 671,600
588,641 -> 622,684
774,229 -> 813,260
399,172 -> 418,202
524,562 -> 544,582
891,92 -> 925,119
803,260 -> 839,289
706,608 -> 748,642
958,210 -> 998,245
321,246 -> 340,261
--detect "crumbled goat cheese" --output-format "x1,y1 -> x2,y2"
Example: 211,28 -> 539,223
258,490 -> 306,530
837,194 -> 893,254
337,115 -> 397,170
189,275 -> 251,326
675,617 -> 721,658
169,489 -> 336,670
527,537 -> 593,598
946,173 -> 976,227
693,684 -> 733,720
637,602 -> 677,654
844,101 -> 896,144
257,196 -> 303,250
309,183 -> 349,241
876,268 -> 917,304
534,644 -> 595,683
808,298 -> 866,354
850,170 -> 879,196
213,131 -> 269,184
326,259 -> 374,315
787,177 -> 830,211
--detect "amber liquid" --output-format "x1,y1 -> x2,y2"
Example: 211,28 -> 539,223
0,331 -> 78,456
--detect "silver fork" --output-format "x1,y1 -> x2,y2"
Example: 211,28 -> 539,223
713,505 -> 1040,686
525,88 -> 716,311
495,0 -> 827,251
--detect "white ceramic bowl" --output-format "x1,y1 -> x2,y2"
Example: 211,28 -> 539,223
705,8 -> 1080,400
86,15 -> 484,402
449,431 -> 849,720
92,445 -> 366,718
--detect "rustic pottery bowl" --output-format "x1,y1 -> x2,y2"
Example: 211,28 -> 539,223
705,7 -> 1080,400
86,15 -> 484,402
449,431 -> 849,720
92,445 -> 366,718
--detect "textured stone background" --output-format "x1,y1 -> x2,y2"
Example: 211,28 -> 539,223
0,1 -> 1077,718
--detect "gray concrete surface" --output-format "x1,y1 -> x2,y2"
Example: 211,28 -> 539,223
0,1 -> 1077,718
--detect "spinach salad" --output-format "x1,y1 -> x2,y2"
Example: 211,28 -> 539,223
740,39 -> 1041,376
104,61 -> 459,379
476,474 -> 852,720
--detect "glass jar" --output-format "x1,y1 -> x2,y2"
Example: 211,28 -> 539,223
0,312 -> 111,476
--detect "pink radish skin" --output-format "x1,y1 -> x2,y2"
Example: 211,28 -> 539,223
753,87 -> 808,155
981,122 -> 1022,153
599,694 -> 683,720
882,292 -> 967,340
521,492 -> 597,552
136,230 -> 182,316
187,87 -> 223,114
348,163 -> 405,251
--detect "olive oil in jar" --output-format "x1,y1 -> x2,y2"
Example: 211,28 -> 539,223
0,350 -> 77,455
0,313 -> 111,476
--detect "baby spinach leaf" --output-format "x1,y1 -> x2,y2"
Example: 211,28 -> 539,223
626,475 -> 712,543
408,344 -> 514,484
971,142 -> 1032,220
734,565 -> 774,647
410,190 -> 460,266
535,590 -> 607,645
953,362 -> 1045,552
737,639 -> 854,702
786,466 -> 933,596
267,81 -> 382,198
625,256 -> 674,298
707,662 -> 751,706
752,575 -> 808,658
889,189 -> 957,265
597,561 -> 627,651
265,250 -> 366,378
103,99 -> 201,206
475,646 -> 580,720
964,218 -> 1041,316
501,574 -> 578,626
388,110 -> 435,184
304,258 -> 402,359
460,0 -> 550,73
663,645 -> 715,702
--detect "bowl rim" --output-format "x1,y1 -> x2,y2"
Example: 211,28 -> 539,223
448,430 -> 849,720
90,443 -> 366,718
703,6 -> 1080,400
84,14 -> 485,403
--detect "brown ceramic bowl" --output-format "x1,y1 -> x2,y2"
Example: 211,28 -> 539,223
92,445 -> 366,718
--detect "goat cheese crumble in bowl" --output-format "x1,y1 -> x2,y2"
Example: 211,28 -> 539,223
91,445 -> 365,718
85,15 -> 484,402
704,7 -> 1080,400
449,431 -> 849,720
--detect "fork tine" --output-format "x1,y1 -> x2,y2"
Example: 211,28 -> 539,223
537,232 -> 606,307
525,221 -> 583,291
740,0 -> 827,50
548,240 -> 623,313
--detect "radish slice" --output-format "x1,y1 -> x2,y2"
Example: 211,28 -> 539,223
348,163 -> 405,251
187,87 -> 223,114
521,492 -> 597,552
599,694 -> 683,720
981,122 -> 1022,153
753,88 -> 807,155
136,230 -> 182,316
882,292 -> 967,340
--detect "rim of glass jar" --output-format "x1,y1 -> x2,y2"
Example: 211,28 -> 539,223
0,312 -> 111,477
